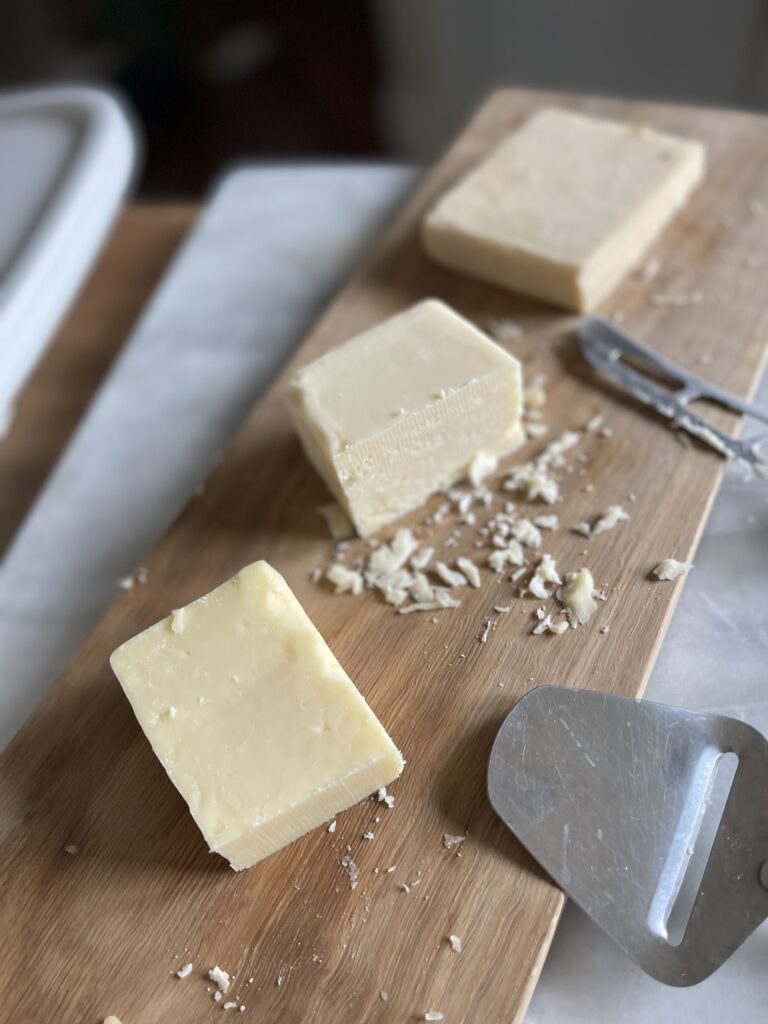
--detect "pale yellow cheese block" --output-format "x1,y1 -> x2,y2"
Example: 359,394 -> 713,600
287,298 -> 524,536
110,561 -> 404,870
422,107 -> 705,311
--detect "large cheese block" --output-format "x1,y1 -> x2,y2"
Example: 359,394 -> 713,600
287,299 -> 524,537
110,561 -> 404,870
422,107 -> 705,311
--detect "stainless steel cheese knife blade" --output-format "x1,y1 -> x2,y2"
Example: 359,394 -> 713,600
487,686 -> 768,986
577,316 -> 768,477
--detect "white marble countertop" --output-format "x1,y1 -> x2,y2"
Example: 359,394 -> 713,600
0,165 -> 765,1021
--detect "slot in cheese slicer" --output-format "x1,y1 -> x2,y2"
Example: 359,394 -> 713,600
577,315 -> 768,477
487,686 -> 768,986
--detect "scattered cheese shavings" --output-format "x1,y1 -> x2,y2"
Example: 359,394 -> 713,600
368,528 -> 419,575
591,505 -> 630,536
488,317 -> 523,342
317,502 -> 353,540
653,558 -> 693,580
208,966 -> 231,994
409,572 -> 436,604
380,990 -> 389,1002
424,1012 -> 444,1021
176,962 -> 193,979
533,514 -> 558,530
362,831 -> 375,841
526,553 -> 562,599
328,820 -> 336,833
468,450 -> 499,487
487,541 -> 525,573
573,521 -> 592,537
435,561 -> 467,587
448,934 -> 463,953
103,1018 -> 123,1024
540,430 -> 582,467
478,617 -> 496,643
511,519 -> 542,549
558,568 -> 599,625
503,462 -> 560,504
523,383 -> 547,409
377,786 -> 395,808
326,563 -> 364,595
532,613 -> 568,635
443,833 -> 466,849
411,547 -> 434,571
341,855 -> 359,890
223,1001 -> 238,1011
456,556 -> 481,588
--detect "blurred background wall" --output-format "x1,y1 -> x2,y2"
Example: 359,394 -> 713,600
1,0 -> 767,195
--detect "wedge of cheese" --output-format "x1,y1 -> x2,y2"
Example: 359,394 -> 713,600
422,107 -> 705,311
110,561 -> 403,870
287,299 -> 524,537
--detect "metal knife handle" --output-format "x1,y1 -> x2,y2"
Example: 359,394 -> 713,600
579,316 -> 768,426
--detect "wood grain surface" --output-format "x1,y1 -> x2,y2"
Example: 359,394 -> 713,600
1,90 -> 767,1024
0,204 -> 196,556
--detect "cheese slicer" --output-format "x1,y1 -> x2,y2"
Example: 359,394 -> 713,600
487,686 -> 768,986
577,315 -> 768,477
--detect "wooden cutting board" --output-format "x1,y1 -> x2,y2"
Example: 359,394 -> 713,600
1,90 -> 767,1024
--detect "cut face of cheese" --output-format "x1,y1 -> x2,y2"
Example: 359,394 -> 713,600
287,299 -> 524,536
110,561 -> 403,870
422,107 -> 705,311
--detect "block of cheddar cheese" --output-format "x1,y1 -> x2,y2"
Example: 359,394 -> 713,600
110,560 -> 403,870
287,299 -> 524,536
422,107 -> 705,311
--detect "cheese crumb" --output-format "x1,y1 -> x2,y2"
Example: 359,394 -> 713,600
523,383 -> 547,409
377,786 -> 395,808
380,990 -> 389,1002
326,563 -> 364,595
468,450 -> 499,487
328,820 -> 337,833
424,1013 -> 444,1021
653,558 -> 692,580
443,832 -> 466,849
511,518 -> 542,549
176,962 -> 193,979
558,568 -> 598,625
317,502 -> 353,540
488,317 -> 523,342
456,556 -> 481,588
591,504 -> 630,536
411,547 -> 434,571
435,561 -> 467,588
208,966 -> 231,994
526,553 -> 562,599
104,1018 -> 123,1024
533,514 -> 558,530
341,855 -> 359,889
448,934 -> 463,953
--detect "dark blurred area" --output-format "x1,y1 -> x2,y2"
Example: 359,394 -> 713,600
2,0 -> 768,198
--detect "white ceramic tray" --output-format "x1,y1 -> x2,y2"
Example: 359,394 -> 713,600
0,84 -> 137,432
